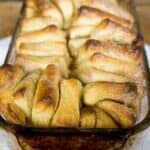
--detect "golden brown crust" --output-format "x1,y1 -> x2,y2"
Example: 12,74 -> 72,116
21,16 -> 63,32
0,65 -> 25,89
80,107 -> 96,128
13,70 -> 41,119
90,53 -> 137,76
97,101 -> 137,128
16,25 -> 66,51
15,55 -> 69,77
77,39 -> 141,64
1,0 -> 144,129
18,42 -> 66,57
80,106 -> 118,128
83,82 -> 137,107
73,6 -> 132,28
90,19 -> 137,45
25,0 -> 63,25
74,67 -> 130,84
72,0 -> 134,24
0,65 -> 25,104
51,79 -> 82,127
75,51 -> 139,78
93,107 -> 117,128
32,65 -> 60,127
0,103 -> 26,125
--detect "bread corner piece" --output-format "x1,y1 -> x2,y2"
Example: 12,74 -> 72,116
0,65 -> 25,90
51,78 -> 82,127
0,65 -> 25,104
31,65 -> 61,128
0,103 -> 27,125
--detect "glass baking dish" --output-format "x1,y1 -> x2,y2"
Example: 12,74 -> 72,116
0,0 -> 150,137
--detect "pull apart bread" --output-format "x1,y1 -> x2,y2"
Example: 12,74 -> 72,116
0,0 -> 146,129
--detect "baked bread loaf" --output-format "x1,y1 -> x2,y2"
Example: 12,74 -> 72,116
0,0 -> 145,129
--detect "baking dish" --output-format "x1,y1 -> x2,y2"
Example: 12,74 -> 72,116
0,0 -> 150,137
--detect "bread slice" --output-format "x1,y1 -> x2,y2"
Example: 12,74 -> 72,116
97,101 -> 137,128
72,0 -> 134,24
77,39 -> 141,65
89,53 -> 137,76
72,6 -> 131,28
31,65 -> 60,127
25,0 -> 63,25
76,53 -> 138,78
21,16 -> 62,32
15,55 -> 69,77
13,70 -> 41,119
74,67 -> 130,84
18,41 -> 66,56
16,25 -> 66,50
83,82 -> 137,106
91,19 -> 137,45
51,79 -> 82,127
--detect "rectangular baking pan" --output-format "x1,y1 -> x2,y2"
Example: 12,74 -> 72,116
0,0 -> 150,136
